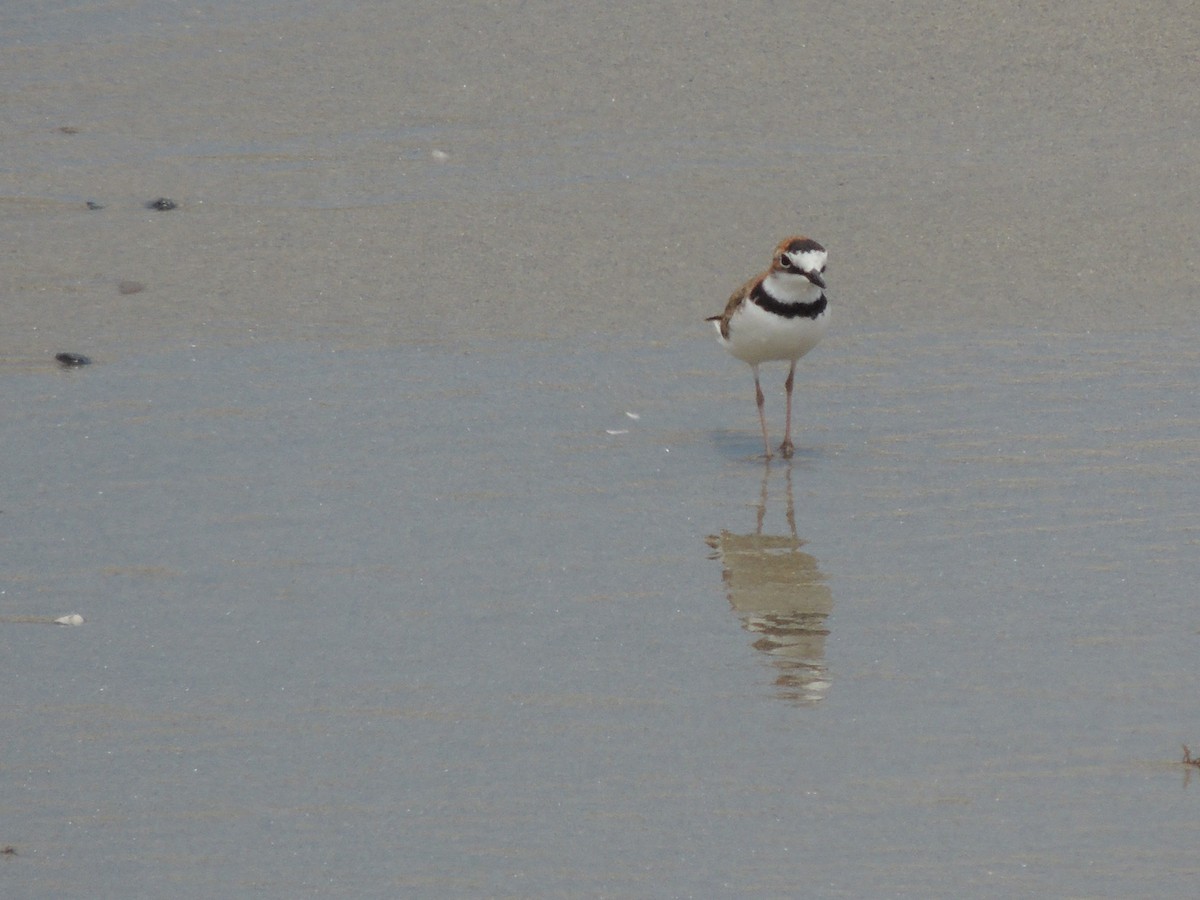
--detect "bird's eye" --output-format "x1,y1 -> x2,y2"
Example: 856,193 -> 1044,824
779,254 -> 792,269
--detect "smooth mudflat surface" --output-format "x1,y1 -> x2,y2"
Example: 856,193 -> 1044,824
5,332 -> 1200,897
4,2 -> 1200,897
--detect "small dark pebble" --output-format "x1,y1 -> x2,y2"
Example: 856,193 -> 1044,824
1,846 -> 15,855
55,352 -> 92,368
86,200 -> 105,210
117,280 -> 146,295
58,126 -> 81,134
146,197 -> 177,210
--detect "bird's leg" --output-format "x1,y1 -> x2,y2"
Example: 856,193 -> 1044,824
780,361 -> 797,458
753,366 -> 772,460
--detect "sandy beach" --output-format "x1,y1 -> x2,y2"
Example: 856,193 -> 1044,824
5,1 -> 1197,360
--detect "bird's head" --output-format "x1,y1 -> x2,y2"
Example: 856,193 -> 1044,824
771,236 -> 827,291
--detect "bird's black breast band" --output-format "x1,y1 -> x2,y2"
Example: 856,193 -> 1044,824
751,284 -> 828,320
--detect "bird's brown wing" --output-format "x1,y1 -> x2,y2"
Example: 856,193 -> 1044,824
706,274 -> 762,339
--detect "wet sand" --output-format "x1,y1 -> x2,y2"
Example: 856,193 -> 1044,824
4,2 -> 1200,896
5,332 -> 1200,897
4,0 -> 1197,359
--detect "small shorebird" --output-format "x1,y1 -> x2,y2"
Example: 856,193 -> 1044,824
708,236 -> 830,459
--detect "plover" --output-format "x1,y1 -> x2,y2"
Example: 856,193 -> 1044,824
708,236 -> 830,459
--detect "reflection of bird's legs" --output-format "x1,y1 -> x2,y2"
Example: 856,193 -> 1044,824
784,464 -> 797,540
756,460 -> 770,535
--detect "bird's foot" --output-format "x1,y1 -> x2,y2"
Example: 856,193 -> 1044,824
778,439 -> 794,459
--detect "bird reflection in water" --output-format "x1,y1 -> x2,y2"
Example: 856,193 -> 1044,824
706,465 -> 833,705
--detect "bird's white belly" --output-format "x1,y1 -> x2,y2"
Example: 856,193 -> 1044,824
717,301 -> 829,365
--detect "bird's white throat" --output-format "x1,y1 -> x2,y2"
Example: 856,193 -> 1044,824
762,271 -> 824,305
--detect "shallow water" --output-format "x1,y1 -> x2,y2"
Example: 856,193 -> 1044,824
4,327 -> 1199,897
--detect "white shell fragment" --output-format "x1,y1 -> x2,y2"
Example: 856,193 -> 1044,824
54,614 -> 85,626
